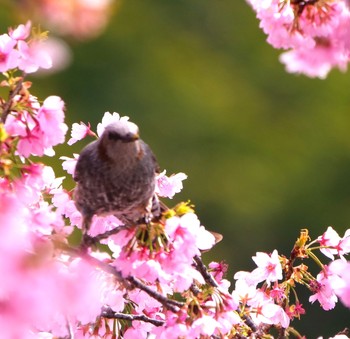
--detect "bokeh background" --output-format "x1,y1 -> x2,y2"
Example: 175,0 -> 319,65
1,0 -> 350,336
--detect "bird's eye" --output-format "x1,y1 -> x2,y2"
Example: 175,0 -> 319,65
107,131 -> 122,141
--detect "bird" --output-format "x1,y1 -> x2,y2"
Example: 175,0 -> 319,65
73,119 -> 160,237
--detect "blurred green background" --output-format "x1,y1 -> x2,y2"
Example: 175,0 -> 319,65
1,0 -> 350,336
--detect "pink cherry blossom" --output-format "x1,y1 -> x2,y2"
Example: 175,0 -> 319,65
9,21 -> 31,40
234,281 -> 290,329
155,170 -> 187,198
17,40 -> 52,73
67,122 -> 93,145
60,154 -> 79,175
195,226 -> 217,251
50,182 -> 84,229
192,316 -> 221,337
318,226 -> 350,260
28,200 -> 64,234
151,313 -> 189,339
3,109 -> 28,137
209,261 -> 228,282
247,0 -> 350,78
270,281 -> 286,302
38,96 -> 66,140
4,95 -> 67,157
25,0 -> 113,40
0,33 -> 20,72
3,97 -> 44,157
318,226 -> 342,259
51,187 -> 72,214
128,288 -> 163,312
280,41 -> 348,79
329,259 -> 350,308
309,267 -> 339,310
165,213 -> 202,260
0,190 -> 30,260
124,321 -> 156,339
14,163 -> 49,205
108,212 -> 210,291
247,289 -> 290,328
34,37 -> 72,74
250,250 -> 283,285
88,214 -> 124,237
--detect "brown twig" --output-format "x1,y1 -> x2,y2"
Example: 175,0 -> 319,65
193,255 -> 219,287
1,75 -> 25,124
101,306 -> 164,327
242,314 -> 258,333
82,224 -> 131,248
192,255 -> 261,335
126,275 -> 183,312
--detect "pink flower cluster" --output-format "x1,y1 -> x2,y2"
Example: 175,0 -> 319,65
2,22 -> 350,339
109,212 -> 216,290
231,226 -> 350,332
233,250 -> 291,328
151,291 -> 240,338
310,226 -> 350,309
0,21 -> 51,73
156,170 -> 188,199
17,0 -> 114,40
4,95 -> 68,157
0,164 -> 120,338
247,0 -> 350,78
0,23 -> 67,158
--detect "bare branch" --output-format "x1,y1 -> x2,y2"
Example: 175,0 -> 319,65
193,255 -> 218,288
1,75 -> 25,124
126,275 -> 184,312
101,306 -> 164,327
82,224 -> 131,248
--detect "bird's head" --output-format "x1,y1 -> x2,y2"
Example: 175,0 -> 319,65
98,120 -> 141,161
103,120 -> 140,143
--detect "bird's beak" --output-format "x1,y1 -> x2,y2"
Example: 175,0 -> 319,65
129,132 -> 139,141
121,132 -> 139,143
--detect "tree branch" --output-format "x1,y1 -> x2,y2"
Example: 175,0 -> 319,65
82,224 -> 131,248
101,306 -> 164,327
193,255 -> 219,287
75,248 -> 183,313
1,75 -> 25,124
126,275 -> 183,312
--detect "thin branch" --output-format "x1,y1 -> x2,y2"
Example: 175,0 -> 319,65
126,275 -> 184,312
193,255 -> 219,287
73,247 -> 183,313
190,283 -> 201,296
1,75 -> 25,124
242,314 -> 258,333
192,255 -> 260,335
101,306 -> 164,327
83,224 -> 131,247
